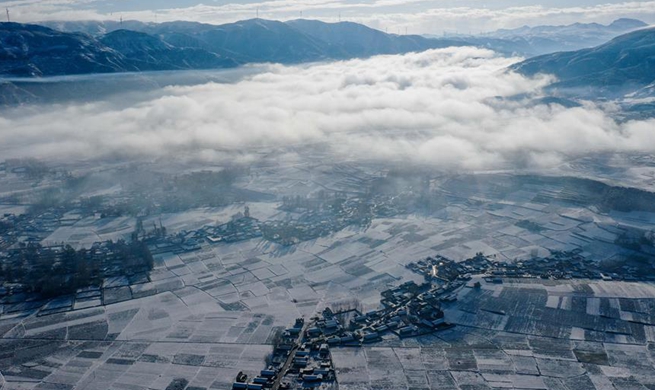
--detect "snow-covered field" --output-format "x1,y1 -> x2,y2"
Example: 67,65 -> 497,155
3,161 -> 655,389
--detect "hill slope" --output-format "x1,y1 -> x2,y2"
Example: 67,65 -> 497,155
0,22 -> 133,77
100,29 -> 237,70
512,27 -> 655,97
0,23 -> 240,77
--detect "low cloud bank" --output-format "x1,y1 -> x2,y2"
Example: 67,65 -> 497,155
1,46 -> 654,170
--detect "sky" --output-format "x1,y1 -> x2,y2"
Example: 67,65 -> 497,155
1,48 -> 654,171
3,0 -> 655,34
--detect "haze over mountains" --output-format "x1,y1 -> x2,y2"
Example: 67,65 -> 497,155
469,18 -> 649,56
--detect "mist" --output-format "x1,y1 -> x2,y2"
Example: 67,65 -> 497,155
1,46 -> 654,171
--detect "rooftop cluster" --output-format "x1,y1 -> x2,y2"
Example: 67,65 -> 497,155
408,250 -> 655,284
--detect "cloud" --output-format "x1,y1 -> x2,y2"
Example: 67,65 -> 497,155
1,47 -> 655,172
6,0 -> 655,33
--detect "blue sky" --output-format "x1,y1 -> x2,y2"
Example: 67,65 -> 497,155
4,0 -> 655,33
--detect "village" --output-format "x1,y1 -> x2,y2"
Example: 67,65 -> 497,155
408,250 -> 655,285
3,159 -> 655,389
228,244 -> 655,390
230,277 -> 458,390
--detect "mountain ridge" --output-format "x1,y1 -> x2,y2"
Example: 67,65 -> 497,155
431,18 -> 649,57
1,19 -> 471,78
512,26 -> 655,98
0,22 -> 134,77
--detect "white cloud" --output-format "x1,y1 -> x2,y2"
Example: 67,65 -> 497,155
1,47 -> 654,172
6,0 -> 655,33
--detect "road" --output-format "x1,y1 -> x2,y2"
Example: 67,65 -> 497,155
271,320 -> 311,390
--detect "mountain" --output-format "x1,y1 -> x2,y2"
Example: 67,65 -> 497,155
432,18 -> 650,57
492,18 -> 646,40
2,19 -> 470,79
0,81 -> 38,105
512,27 -> 655,98
0,22 -> 239,78
41,18 -> 464,58
37,17 -> 650,62
41,20 -> 152,36
110,18 -> 465,63
488,18 -> 649,55
608,18 -> 649,31
192,19 -> 328,63
0,22 -> 133,77
100,29 -> 237,71
286,19 -> 462,58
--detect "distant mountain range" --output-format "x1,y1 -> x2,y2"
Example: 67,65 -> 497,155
42,18 -> 465,59
432,18 -> 649,57
513,26 -> 655,98
1,17 -> 654,111
3,17 -> 649,78
0,19 -> 464,78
